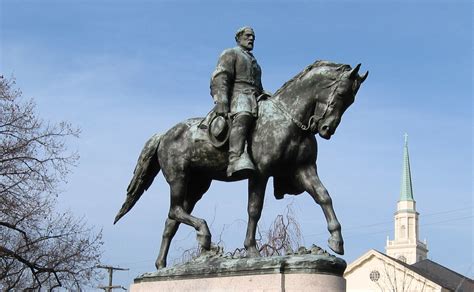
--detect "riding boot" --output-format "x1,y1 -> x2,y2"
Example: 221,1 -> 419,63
227,114 -> 256,178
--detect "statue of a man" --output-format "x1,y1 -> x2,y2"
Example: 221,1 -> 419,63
210,26 -> 265,177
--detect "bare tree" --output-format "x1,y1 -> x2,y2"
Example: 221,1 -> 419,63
257,203 -> 303,257
175,203 -> 304,262
373,261 -> 427,292
0,76 -> 103,290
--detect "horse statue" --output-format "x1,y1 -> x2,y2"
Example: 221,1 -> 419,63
114,60 -> 368,269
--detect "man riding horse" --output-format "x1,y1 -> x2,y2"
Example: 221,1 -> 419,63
114,26 -> 368,269
210,26 -> 269,178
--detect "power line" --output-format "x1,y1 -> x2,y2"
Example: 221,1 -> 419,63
343,215 -> 473,239
420,206 -> 473,217
305,215 -> 473,238
300,206 -> 473,232
111,207 -> 473,266
344,206 -> 473,230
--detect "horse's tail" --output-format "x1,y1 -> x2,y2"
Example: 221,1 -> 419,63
114,133 -> 162,224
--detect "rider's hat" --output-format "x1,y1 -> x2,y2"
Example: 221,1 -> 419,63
208,114 -> 230,148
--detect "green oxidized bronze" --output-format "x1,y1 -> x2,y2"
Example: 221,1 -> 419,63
114,26 -> 368,270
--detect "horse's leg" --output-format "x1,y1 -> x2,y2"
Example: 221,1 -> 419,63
168,177 -> 212,253
244,175 -> 268,257
155,217 -> 180,269
296,165 -> 344,255
155,178 -> 212,269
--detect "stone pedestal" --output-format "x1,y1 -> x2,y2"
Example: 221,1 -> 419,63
130,248 -> 346,292
131,272 -> 345,291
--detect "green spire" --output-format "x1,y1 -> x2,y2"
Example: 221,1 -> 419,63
400,133 -> 414,201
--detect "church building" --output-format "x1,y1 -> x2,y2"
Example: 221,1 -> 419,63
344,135 -> 473,292
385,134 -> 428,264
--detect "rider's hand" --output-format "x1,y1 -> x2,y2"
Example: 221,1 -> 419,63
215,102 -> 229,117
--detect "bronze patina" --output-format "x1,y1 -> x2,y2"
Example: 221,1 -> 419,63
210,26 -> 266,178
114,28 -> 368,270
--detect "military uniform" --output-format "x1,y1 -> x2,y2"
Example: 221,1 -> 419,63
210,46 -> 263,117
210,45 -> 263,178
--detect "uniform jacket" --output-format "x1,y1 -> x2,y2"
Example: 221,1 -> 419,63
210,46 -> 263,116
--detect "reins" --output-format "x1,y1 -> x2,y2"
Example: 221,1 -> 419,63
265,73 -> 343,133
266,97 -> 318,131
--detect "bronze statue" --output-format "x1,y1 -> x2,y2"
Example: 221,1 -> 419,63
210,26 -> 267,177
114,30 -> 368,269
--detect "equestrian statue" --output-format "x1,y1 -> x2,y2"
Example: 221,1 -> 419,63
114,26 -> 368,269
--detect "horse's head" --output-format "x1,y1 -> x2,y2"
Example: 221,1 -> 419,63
314,63 -> 368,140
272,60 -> 368,139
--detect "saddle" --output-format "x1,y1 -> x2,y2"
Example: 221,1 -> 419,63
196,92 -> 271,148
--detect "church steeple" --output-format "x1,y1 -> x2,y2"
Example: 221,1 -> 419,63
386,134 -> 428,264
400,134 -> 414,202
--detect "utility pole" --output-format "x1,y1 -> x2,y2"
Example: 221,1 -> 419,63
97,265 -> 129,291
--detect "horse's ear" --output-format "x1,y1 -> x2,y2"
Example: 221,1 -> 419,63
349,64 -> 361,79
360,71 -> 369,83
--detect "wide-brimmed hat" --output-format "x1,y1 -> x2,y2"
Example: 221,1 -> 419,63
208,114 -> 231,148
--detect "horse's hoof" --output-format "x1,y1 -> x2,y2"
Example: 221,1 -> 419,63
328,237 -> 344,255
246,247 -> 261,258
197,233 -> 211,250
155,260 -> 166,270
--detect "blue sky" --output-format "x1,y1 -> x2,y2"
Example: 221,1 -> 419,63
1,0 -> 472,288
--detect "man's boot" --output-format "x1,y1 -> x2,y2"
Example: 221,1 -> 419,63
227,114 -> 256,178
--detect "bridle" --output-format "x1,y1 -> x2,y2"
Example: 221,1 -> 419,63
266,72 -> 346,133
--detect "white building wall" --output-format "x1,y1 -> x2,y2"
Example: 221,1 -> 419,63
345,253 -> 442,292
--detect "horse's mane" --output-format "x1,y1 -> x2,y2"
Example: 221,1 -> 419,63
273,60 -> 351,97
